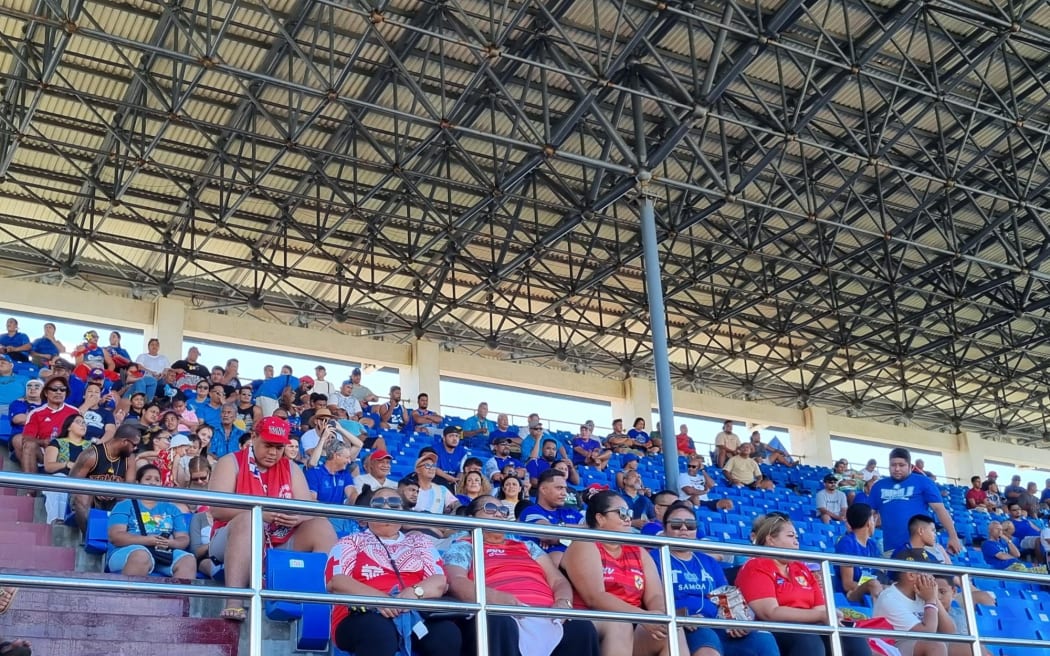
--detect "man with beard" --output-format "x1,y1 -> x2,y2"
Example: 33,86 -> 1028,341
870,447 -> 962,556
70,422 -> 145,532
483,435 -> 525,485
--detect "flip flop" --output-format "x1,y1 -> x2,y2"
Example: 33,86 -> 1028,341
219,606 -> 246,622
0,587 -> 17,615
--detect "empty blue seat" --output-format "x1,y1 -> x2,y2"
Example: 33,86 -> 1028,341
265,550 -> 331,652
84,508 -> 110,554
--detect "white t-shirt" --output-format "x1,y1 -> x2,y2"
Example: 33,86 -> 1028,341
414,484 -> 453,514
312,380 -> 335,400
354,473 -> 398,493
873,583 -> 925,632
714,430 -> 740,451
816,489 -> 848,516
332,393 -> 363,417
678,472 -> 709,501
136,353 -> 171,376
861,467 -> 880,482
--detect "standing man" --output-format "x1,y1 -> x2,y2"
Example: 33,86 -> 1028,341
347,368 -> 378,406
311,365 -> 335,399
433,425 -> 467,490
870,447 -> 962,556
518,469 -> 585,566
713,420 -> 740,468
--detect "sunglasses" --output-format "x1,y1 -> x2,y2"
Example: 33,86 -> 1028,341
190,475 -> 209,483
687,465 -> 699,469
666,519 -> 698,530
46,386 -> 68,392
602,507 -> 632,521
370,497 -> 403,509
478,502 -> 510,518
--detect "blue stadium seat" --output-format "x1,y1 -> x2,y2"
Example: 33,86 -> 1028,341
84,508 -> 110,554
265,550 -> 331,652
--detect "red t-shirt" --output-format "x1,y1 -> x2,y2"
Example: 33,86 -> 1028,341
573,542 -> 646,609
23,404 -> 80,440
965,488 -> 987,507
325,531 -> 443,633
471,538 -> 554,607
676,434 -> 696,455
736,558 -> 825,610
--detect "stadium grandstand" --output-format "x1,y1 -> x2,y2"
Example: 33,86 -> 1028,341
1,0 -> 1050,655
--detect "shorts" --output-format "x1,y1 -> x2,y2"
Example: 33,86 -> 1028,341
108,545 -> 194,575
1019,535 -> 1040,551
208,525 -> 297,562
894,639 -> 918,656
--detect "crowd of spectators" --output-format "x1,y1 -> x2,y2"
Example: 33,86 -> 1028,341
3,317 -> 1050,656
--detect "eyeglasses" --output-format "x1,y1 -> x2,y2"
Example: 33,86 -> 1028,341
478,502 -> 510,518
418,463 -> 435,470
602,507 -> 632,521
666,520 -> 698,530
370,497 -> 403,509
46,386 -> 67,392
530,427 -> 543,431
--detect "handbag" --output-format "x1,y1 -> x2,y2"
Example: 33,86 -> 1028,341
132,499 -> 175,567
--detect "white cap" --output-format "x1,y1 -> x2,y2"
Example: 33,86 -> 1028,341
170,435 -> 192,449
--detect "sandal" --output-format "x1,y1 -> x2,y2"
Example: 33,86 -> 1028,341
0,588 -> 17,615
219,606 -> 247,622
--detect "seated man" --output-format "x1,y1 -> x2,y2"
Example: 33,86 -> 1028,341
208,416 -> 337,622
712,419 -> 739,468
571,423 -> 611,471
1007,502 -> 1045,562
518,469 -> 584,567
748,430 -> 792,467
965,475 -> 995,512
482,435 -> 525,485
981,521 -> 1047,572
70,422 -> 145,533
834,503 -> 883,604
875,548 -> 971,656
677,455 -> 733,511
816,474 -> 848,524
721,443 -> 774,490
619,470 -> 656,530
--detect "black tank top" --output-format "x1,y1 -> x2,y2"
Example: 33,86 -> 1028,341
86,443 -> 129,504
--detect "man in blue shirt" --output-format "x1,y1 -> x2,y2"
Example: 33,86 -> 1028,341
1003,475 -> 1026,505
982,521 -> 1026,570
526,438 -> 559,487
870,447 -> 962,556
619,470 -> 656,530
460,401 -> 495,447
482,435 -> 524,485
518,469 -> 584,566
834,502 -> 884,604
432,425 -> 466,491
1007,502 -> 1044,560
0,318 -> 31,364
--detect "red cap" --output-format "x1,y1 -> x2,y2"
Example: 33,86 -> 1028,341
988,471 -> 998,478
367,449 -> 393,462
299,375 -> 314,387
586,483 -> 609,491
256,416 -> 291,444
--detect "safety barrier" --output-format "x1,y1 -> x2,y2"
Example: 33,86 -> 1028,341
0,471 -> 1046,656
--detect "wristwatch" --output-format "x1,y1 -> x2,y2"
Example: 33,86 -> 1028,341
413,585 -> 425,598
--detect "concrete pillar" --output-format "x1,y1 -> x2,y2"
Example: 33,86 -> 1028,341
944,432 -> 989,478
401,339 -> 442,410
790,406 -> 834,465
149,297 -> 186,361
613,376 -> 653,428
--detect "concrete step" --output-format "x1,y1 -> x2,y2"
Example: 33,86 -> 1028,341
11,586 -> 190,616
0,496 -> 35,522
0,522 -> 52,545
3,608 -> 240,645
0,543 -> 75,570
19,638 -> 235,656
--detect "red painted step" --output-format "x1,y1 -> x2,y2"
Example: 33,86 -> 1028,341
0,522 -> 52,545
0,496 -> 35,522
3,608 -> 240,644
17,638 -> 235,656
0,544 -> 75,570
12,587 -> 189,616
0,485 -> 19,496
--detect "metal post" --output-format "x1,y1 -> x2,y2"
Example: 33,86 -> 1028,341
818,559 -> 843,656
638,176 -> 681,490
471,527 -> 490,656
959,572 -> 982,656
249,505 -> 264,656
658,543 -> 681,656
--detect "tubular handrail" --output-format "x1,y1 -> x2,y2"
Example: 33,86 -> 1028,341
0,471 -> 1045,656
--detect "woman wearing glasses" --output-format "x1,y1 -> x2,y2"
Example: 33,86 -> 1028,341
444,495 -> 600,656
562,490 -> 687,656
325,487 -> 462,656
736,513 -> 871,656
19,375 -> 79,480
41,414 -> 90,525
658,501 -> 779,656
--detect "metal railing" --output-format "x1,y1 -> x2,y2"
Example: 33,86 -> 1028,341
0,471 -> 1047,656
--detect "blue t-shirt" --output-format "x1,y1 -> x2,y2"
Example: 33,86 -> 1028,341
433,439 -> 467,476
653,550 -> 726,617
834,532 -> 882,591
196,404 -> 223,432
8,398 -> 43,427
982,538 -> 1019,569
571,437 -> 604,465
256,374 -> 298,399
1041,488 -> 1050,503
461,416 -> 494,436
526,457 -> 554,481
30,337 -> 59,358
627,428 -> 651,445
489,428 -> 518,441
622,491 -> 656,522
305,466 -> 354,505
518,503 -> 583,552
1003,485 -> 1026,501
107,346 -> 131,363
106,499 -> 188,558
1011,518 -> 1040,541
0,332 -> 30,362
0,375 -> 28,406
82,406 -> 115,441
869,473 -> 942,550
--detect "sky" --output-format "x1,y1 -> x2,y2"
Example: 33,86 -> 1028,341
4,306 -> 1047,487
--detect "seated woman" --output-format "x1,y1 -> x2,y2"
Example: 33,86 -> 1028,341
454,470 -> 491,506
105,464 -> 196,579
562,489 -> 687,656
736,513 -> 871,656
41,414 -> 89,525
444,495 -> 599,656
658,501 -> 779,656
325,487 -> 462,656
496,475 -> 528,513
